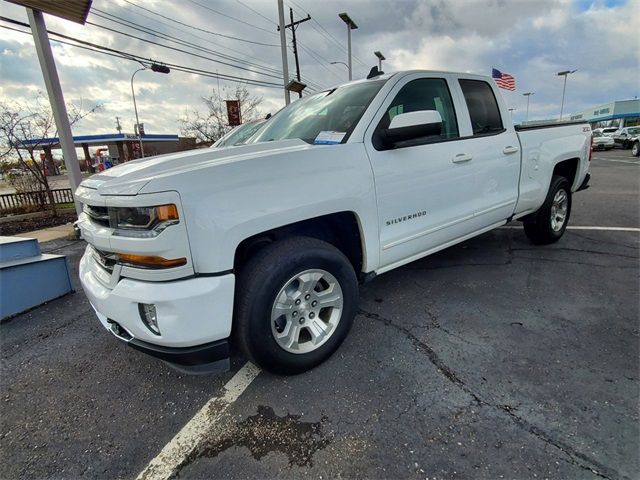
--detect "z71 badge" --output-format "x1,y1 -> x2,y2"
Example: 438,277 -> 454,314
385,210 -> 427,226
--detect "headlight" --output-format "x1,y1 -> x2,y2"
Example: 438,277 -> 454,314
109,204 -> 179,238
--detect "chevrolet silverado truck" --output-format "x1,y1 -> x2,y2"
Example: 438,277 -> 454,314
76,70 -> 592,375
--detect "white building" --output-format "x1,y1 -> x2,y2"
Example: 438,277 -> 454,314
570,99 -> 640,129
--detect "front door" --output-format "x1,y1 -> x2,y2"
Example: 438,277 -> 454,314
364,74 -> 483,270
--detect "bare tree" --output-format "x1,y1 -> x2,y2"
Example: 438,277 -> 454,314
0,93 -> 100,216
179,84 -> 263,144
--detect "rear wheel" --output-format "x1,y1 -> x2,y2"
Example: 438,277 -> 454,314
632,141 -> 640,157
523,175 -> 572,245
233,236 -> 358,374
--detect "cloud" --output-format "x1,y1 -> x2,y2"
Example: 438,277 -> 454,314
0,0 -> 637,139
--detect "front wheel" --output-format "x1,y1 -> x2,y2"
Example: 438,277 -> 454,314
523,175 -> 572,245
233,236 -> 358,375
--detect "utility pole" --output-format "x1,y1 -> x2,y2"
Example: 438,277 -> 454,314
115,116 -> 122,134
277,0 -> 290,105
277,8 -> 310,98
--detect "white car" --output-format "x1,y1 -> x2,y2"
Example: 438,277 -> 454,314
593,127 -> 618,137
611,126 -> 640,149
592,130 -> 615,150
211,120 -> 266,148
76,70 -> 591,375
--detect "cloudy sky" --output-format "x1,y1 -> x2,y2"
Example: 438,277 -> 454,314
1,0 -> 638,137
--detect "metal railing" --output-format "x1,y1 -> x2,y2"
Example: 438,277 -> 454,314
0,188 -> 74,213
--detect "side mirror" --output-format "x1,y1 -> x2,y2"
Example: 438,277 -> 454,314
382,110 -> 443,148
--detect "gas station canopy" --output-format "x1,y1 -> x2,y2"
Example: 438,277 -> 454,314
20,133 -> 179,148
6,0 -> 92,24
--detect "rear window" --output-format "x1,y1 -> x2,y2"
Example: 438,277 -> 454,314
459,79 -> 504,135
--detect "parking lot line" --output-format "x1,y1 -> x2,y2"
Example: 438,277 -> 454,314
565,226 -> 640,232
500,226 -> 640,232
136,362 -> 261,480
592,157 -> 639,165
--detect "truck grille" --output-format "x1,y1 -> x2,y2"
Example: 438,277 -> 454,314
84,204 -> 110,228
91,247 -> 116,274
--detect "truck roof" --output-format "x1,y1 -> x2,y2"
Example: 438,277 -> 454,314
325,69 -> 493,91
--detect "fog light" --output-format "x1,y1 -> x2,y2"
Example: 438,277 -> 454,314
138,303 -> 160,335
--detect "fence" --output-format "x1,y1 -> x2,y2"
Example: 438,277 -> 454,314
0,188 -> 74,214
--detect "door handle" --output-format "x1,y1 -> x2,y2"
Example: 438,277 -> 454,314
503,146 -> 519,155
452,153 -> 472,163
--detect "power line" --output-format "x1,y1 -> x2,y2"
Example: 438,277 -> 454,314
114,4 -> 282,72
89,10 -> 324,92
120,0 -> 279,47
108,3 -> 323,91
234,0 -> 277,26
288,0 -> 368,67
186,0 -> 279,36
0,18 -> 283,89
90,10 -> 283,77
84,18 -> 283,80
294,40 -> 346,82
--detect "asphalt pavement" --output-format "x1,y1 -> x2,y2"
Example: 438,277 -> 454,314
1,148 -> 638,480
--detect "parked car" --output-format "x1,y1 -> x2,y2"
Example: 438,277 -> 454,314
611,126 -> 640,149
211,120 -> 266,148
592,130 -> 615,150
76,70 -> 592,375
593,127 -> 618,137
631,135 -> 639,157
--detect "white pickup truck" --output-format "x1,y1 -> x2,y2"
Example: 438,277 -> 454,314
76,70 -> 591,375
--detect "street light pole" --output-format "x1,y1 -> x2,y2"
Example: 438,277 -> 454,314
522,92 -> 534,122
131,67 -> 146,158
338,13 -> 358,81
130,63 -> 170,159
374,51 -> 385,71
557,69 -> 577,120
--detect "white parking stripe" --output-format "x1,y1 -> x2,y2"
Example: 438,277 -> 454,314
500,226 -> 640,232
566,226 -> 640,232
592,157 -> 639,165
136,362 -> 261,480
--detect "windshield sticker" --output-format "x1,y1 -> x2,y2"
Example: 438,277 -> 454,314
313,131 -> 346,145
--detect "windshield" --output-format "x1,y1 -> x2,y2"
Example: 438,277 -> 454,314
593,131 -> 602,137
213,121 -> 265,148
251,80 -> 387,145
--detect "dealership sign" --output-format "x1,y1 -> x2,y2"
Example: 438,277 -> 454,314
226,100 -> 241,126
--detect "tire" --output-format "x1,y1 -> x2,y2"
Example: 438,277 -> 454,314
523,175 -> 572,245
233,236 -> 358,375
632,141 -> 640,157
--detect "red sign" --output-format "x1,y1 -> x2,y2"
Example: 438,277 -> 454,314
226,100 -> 241,126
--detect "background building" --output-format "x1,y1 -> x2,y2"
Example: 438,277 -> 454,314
570,99 -> 640,129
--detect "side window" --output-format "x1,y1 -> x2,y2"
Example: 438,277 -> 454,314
375,78 -> 459,148
459,79 -> 504,135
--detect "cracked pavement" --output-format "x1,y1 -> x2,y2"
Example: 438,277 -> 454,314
1,151 -> 638,479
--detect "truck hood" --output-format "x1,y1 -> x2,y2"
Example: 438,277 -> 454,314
80,139 -> 311,196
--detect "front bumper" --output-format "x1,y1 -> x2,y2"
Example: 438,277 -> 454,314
79,246 -> 235,368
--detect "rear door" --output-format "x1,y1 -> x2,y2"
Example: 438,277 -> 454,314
453,78 -> 521,225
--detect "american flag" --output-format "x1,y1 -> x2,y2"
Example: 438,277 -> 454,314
492,68 -> 516,91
